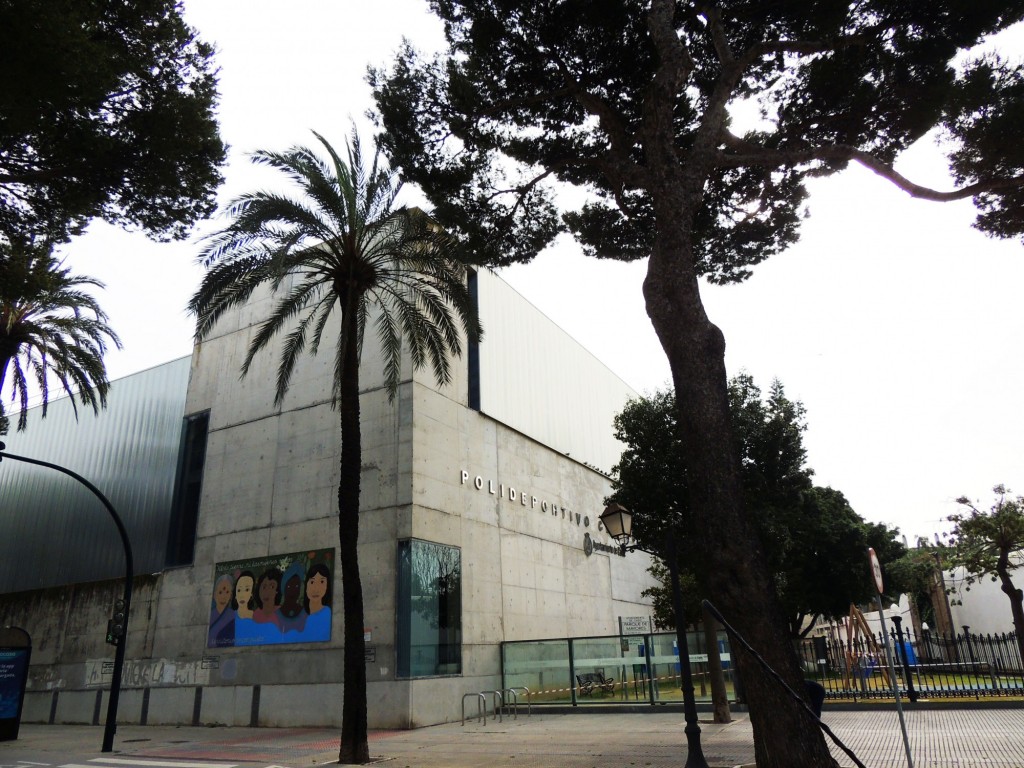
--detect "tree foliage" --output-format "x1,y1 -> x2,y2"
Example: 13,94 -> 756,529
0,234 -> 122,432
372,4 -> 1024,764
189,129 -> 479,764
372,2 -> 1024,274
947,485 -> 1024,660
885,539 -> 950,629
0,0 -> 226,242
611,377 -> 906,636
641,558 -> 702,630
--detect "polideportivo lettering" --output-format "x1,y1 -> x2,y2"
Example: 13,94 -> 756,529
459,469 -> 595,531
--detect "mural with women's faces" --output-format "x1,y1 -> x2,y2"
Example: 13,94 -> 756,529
207,549 -> 334,648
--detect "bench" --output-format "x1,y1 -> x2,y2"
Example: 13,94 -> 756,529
576,669 -> 615,696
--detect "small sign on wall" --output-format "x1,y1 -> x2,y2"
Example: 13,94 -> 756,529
620,616 -> 652,634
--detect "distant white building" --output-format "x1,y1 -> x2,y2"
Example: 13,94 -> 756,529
945,559 -> 1024,637
0,269 -> 654,729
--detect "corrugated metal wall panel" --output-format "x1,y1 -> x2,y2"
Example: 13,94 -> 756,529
476,271 -> 637,474
0,357 -> 190,593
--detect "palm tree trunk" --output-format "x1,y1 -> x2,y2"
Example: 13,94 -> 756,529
0,343 -> 15,391
0,346 -> 15,433
337,312 -> 369,765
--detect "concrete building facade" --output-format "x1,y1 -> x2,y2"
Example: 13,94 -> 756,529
0,270 -> 653,729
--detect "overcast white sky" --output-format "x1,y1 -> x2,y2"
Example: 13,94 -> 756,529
49,1 -> 1024,544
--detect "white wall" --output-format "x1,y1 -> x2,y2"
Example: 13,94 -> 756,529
947,562 -> 1022,636
474,269 -> 638,475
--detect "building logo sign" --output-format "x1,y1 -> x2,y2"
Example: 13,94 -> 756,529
586,533 -> 625,557
460,470 -> 623,557
460,469 -> 593,529
583,532 -> 594,556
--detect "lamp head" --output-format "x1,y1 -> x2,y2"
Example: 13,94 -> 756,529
600,503 -> 632,543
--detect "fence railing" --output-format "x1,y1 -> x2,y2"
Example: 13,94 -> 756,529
501,631 -> 738,706
500,627 -> 1023,705
800,627 -> 1024,700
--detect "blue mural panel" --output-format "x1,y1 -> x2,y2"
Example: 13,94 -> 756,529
208,549 -> 334,648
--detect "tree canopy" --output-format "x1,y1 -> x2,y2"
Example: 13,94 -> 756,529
0,0 -> 226,242
947,485 -> 1024,660
885,539 -> 951,631
372,4 -> 1024,764
372,2 -> 1024,274
611,376 -> 906,636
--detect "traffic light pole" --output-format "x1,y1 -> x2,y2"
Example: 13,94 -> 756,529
0,444 -> 133,752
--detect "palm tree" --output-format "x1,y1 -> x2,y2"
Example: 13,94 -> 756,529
0,233 -> 122,433
189,129 -> 481,764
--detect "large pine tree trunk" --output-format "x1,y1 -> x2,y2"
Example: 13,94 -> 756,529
643,203 -> 837,768
337,318 -> 369,764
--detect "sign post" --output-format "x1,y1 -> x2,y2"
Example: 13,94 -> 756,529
869,547 -> 914,768
618,616 -> 652,702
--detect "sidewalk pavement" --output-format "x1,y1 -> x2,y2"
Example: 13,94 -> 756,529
4,707 -> 1024,767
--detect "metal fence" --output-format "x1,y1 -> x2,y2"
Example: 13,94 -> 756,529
501,631 -> 737,706
800,628 -> 1024,700
499,627 -> 1024,706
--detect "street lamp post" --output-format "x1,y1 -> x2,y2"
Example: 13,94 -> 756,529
0,443 -> 133,753
962,625 -> 978,668
601,503 -> 709,768
890,615 -> 919,702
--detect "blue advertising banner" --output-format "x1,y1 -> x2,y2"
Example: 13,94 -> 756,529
0,647 -> 30,739
208,549 -> 335,648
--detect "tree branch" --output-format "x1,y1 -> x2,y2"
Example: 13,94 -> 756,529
474,84 -> 582,119
697,3 -> 736,67
0,168 -> 73,185
646,0 -> 695,134
748,36 -> 870,59
684,5 -> 748,175
717,137 -> 1024,201
481,164 -> 560,205
851,150 -> 1024,202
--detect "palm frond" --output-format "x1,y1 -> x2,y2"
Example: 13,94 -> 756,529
189,125 -> 483,411
1,237 -> 121,430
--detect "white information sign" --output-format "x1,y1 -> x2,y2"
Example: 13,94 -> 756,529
620,616 -> 651,634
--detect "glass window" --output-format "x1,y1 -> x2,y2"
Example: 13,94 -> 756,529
165,411 -> 209,567
397,539 -> 462,677
467,269 -> 480,411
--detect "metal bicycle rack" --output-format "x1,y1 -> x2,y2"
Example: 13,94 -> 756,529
482,690 -> 505,722
462,692 -> 487,726
501,686 -> 531,719
462,687 -> 532,725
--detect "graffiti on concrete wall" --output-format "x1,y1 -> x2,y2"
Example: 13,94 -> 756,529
85,657 -> 211,688
208,549 -> 334,648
